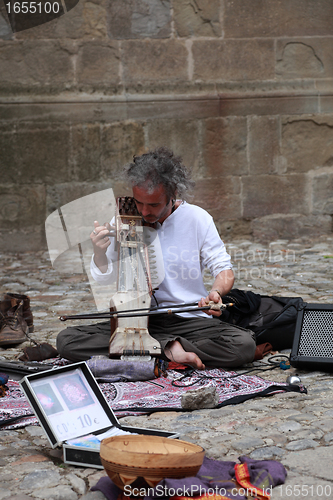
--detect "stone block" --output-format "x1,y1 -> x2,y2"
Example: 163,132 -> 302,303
146,119 -> 201,177
174,0 -> 221,37
46,182 -> 112,215
71,102 -> 127,122
108,0 -> 171,39
0,124 -> 15,175
192,40 -> 274,81
0,102 -> 127,125
203,117 -> 248,177
242,174 -> 309,218
6,494 -> 35,500
15,0 -> 107,39
2,123 -> 71,184
311,169 -> 333,215
249,446 -> 284,460
192,176 -> 242,222
76,42 -> 120,89
216,218 -> 252,241
283,445 -> 333,481
11,455 -> 50,465
181,387 -> 219,410
315,78 -> 333,93
278,476 -> 333,500
0,184 -> 46,251
219,95 -> 319,117
0,40 -> 74,93
0,225 -> 46,251
121,39 -> 188,84
320,96 -> 333,115
124,80 -> 219,96
281,117 -> 333,173
276,39 -> 333,79
81,0 -> 108,38
101,121 -> 145,180
126,98 -> 220,121
251,214 -> 332,243
70,124 -> 102,182
217,78 -> 317,95
223,0 -> 333,38
0,184 -> 45,228
249,116 -> 283,174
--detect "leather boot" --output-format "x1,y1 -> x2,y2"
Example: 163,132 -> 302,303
0,297 -> 28,347
1,293 -> 34,333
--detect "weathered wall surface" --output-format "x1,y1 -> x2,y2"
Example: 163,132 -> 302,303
1,0 -> 333,250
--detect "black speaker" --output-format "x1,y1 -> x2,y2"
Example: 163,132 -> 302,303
290,304 -> 333,371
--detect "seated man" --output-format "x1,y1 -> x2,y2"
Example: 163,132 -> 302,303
57,147 -> 256,369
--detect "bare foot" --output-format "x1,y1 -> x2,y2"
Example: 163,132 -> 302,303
164,340 -> 205,370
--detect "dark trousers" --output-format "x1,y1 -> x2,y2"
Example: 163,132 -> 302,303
56,314 -> 256,369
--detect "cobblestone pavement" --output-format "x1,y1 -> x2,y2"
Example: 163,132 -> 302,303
1,235 -> 333,500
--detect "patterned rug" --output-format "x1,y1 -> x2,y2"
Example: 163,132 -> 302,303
0,367 -> 306,430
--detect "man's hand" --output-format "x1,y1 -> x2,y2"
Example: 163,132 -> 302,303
198,290 -> 223,317
90,221 -> 115,251
90,220 -> 115,272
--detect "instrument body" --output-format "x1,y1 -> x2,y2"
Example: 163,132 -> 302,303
109,197 -> 161,358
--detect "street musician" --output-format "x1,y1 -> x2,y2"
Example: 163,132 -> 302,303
57,147 -> 256,369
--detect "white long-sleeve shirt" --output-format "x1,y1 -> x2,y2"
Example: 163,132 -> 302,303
90,202 -> 232,318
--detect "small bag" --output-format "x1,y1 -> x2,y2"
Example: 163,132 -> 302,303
249,296 -> 306,351
220,289 -> 306,351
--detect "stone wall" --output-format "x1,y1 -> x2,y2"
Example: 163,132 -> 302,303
1,0 -> 333,251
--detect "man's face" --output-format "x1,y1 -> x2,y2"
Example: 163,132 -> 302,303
132,183 -> 173,224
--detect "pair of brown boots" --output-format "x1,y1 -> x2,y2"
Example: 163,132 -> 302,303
0,293 -> 34,347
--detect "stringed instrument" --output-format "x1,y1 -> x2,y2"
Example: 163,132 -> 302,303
108,197 -> 162,359
58,197 -> 234,357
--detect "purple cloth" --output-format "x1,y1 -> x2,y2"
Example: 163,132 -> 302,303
91,455 -> 287,500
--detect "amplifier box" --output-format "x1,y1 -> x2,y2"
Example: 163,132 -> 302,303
290,304 -> 333,371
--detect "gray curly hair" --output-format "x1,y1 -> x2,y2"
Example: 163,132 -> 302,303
123,147 -> 194,200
